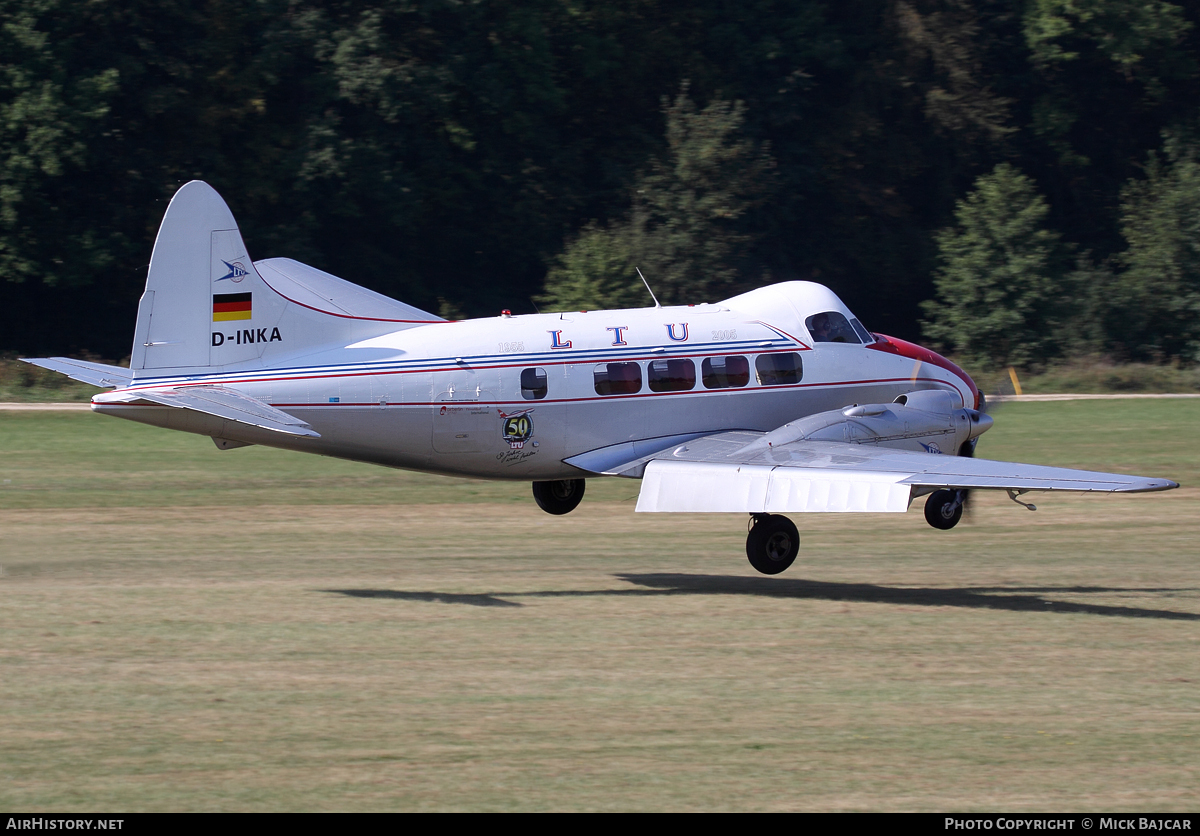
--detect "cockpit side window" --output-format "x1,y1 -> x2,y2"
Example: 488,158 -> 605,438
806,311 -> 861,344
850,318 -> 874,344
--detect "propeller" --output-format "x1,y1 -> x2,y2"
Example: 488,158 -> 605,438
957,389 -> 1002,521
956,433 -> 977,521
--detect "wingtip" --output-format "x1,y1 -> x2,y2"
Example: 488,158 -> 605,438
1116,479 -> 1180,493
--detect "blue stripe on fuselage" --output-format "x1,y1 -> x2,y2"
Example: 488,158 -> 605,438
125,339 -> 797,389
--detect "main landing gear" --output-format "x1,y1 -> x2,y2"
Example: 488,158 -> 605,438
746,514 -> 800,575
532,479 -> 586,515
924,489 -> 965,530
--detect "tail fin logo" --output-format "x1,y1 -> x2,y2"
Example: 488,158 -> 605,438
216,260 -> 248,282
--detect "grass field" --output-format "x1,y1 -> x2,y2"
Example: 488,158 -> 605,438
1,401 -> 1198,811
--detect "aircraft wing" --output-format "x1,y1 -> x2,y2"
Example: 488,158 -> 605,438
95,386 -> 320,438
21,357 -> 132,389
569,430 -> 1178,514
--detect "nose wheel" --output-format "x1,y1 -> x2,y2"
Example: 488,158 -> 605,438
746,514 -> 800,575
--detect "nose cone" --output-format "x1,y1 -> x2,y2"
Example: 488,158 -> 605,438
965,409 -> 993,439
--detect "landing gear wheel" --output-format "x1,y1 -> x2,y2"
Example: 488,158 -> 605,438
532,479 -> 586,515
924,489 -> 964,530
745,514 -> 800,575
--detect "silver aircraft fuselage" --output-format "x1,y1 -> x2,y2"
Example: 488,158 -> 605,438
93,291 -> 976,481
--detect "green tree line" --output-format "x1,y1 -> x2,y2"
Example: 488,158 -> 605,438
2,0 -> 1199,368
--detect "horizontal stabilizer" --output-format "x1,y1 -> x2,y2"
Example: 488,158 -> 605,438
94,386 -> 319,437
21,357 -> 132,389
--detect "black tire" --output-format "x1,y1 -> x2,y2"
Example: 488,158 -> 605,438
532,479 -> 586,515
745,514 -> 800,575
924,489 -> 963,530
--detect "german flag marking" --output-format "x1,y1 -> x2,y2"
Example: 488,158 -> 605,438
213,292 -> 252,322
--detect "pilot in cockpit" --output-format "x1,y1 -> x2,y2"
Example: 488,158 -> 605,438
807,310 -> 875,345
807,311 -> 850,343
809,312 -> 833,342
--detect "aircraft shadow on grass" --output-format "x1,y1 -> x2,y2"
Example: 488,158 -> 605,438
324,575 -> 1200,621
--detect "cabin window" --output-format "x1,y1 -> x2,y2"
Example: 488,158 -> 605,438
521,367 -> 547,400
594,362 -> 643,396
701,356 -> 750,389
755,353 -> 803,386
647,358 -> 697,393
805,311 -> 861,344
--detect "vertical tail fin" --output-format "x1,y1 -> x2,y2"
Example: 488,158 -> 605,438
130,181 -> 443,379
131,180 -> 284,374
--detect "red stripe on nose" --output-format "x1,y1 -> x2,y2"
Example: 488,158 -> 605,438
866,334 -> 979,409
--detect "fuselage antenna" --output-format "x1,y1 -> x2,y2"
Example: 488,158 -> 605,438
636,267 -> 661,308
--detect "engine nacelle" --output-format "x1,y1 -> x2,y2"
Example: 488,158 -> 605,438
753,390 -> 992,456
892,389 -> 960,413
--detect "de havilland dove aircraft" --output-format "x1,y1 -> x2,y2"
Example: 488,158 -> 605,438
25,181 -> 1178,574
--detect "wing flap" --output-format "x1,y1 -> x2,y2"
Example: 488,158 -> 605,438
96,386 -> 319,438
636,460 -> 912,513
21,357 -> 132,389
897,472 -> 1174,492
632,430 -> 1176,513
